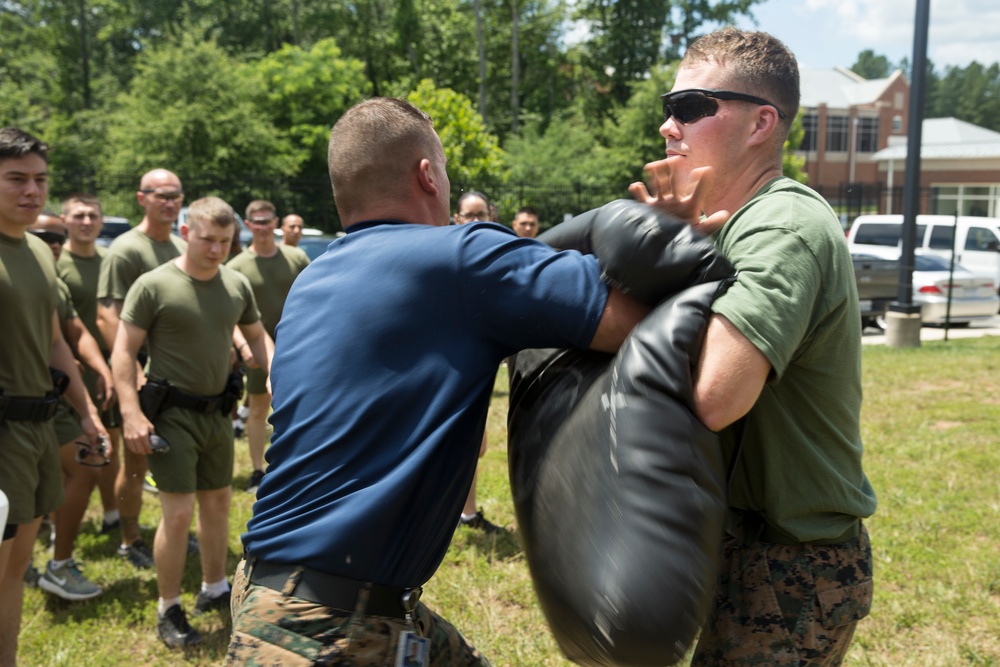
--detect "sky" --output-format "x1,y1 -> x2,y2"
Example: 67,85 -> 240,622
735,0 -> 1000,71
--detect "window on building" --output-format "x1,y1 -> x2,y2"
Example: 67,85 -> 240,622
801,113 -> 817,151
856,117 -> 879,152
826,115 -> 849,152
892,115 -> 902,131
931,184 -> 999,217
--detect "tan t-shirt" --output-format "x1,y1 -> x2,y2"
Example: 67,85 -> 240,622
121,262 -> 259,396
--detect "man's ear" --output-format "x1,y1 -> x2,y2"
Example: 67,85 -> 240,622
747,106 -> 781,147
417,158 -> 438,196
180,223 -> 190,241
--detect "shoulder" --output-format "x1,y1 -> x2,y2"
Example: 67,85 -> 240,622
279,245 -> 309,264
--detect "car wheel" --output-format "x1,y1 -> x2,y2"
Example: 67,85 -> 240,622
874,313 -> 887,331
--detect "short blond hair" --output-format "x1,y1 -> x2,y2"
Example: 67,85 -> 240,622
187,196 -> 236,232
328,97 -> 440,218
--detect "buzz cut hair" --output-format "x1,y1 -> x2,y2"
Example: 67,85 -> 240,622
187,196 -> 237,232
245,199 -> 276,219
61,193 -> 102,216
682,27 -> 800,133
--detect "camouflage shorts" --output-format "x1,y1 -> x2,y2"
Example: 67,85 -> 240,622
226,558 -> 493,667
691,524 -> 873,667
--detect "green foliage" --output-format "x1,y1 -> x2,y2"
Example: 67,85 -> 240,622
850,49 -> 895,80
404,79 -> 510,187
926,61 -> 1000,132
255,38 -> 370,173
783,109 -> 808,184
97,33 -> 301,215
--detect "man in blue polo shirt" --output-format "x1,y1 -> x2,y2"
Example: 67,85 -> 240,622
226,98 -> 648,666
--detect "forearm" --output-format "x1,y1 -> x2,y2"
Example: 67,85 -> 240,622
96,299 -> 122,350
112,347 -> 142,421
51,336 -> 98,421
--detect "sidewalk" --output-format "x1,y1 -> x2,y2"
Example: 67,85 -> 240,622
862,315 -> 1000,345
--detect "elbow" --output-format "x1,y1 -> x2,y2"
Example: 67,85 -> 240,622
692,394 -> 745,433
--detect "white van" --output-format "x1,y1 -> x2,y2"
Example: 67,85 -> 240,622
847,215 -> 1000,290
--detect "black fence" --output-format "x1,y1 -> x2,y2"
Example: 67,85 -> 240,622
52,171 -> 938,234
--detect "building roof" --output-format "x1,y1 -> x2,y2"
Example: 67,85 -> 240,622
873,118 -> 1000,161
800,66 -> 901,108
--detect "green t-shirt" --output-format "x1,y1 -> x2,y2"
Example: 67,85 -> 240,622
121,262 -> 259,396
56,278 -> 77,325
226,245 -> 309,339
0,232 -> 58,396
711,177 -> 877,541
57,247 -> 106,351
97,227 -> 186,301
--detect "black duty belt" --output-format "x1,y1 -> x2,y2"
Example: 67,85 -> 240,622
727,508 -> 860,547
165,386 -> 226,415
0,394 -> 59,422
248,559 -> 421,620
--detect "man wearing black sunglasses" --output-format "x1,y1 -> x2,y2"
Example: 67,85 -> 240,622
631,28 -> 876,666
97,168 -> 187,571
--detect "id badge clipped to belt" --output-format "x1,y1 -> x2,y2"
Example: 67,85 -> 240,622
395,631 -> 428,667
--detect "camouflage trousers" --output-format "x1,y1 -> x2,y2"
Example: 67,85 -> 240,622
225,558 -> 493,667
691,524 -> 873,667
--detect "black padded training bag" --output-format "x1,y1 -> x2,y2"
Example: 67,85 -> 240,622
507,200 -> 735,667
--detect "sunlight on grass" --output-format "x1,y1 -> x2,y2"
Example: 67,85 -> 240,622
19,337 -> 1000,665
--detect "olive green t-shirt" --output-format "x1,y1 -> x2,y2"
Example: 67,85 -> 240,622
226,245 -> 309,338
57,247 -> 105,351
97,227 -> 186,302
56,278 -> 77,325
121,262 -> 259,396
711,177 -> 877,542
0,232 -> 58,395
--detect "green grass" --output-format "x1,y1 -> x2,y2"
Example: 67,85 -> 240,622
19,337 -> 1000,665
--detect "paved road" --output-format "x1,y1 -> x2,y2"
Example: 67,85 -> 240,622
862,315 -> 1000,345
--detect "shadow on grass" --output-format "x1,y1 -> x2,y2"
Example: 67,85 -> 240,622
453,525 -> 523,561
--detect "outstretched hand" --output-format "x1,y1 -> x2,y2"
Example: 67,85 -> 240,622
628,160 -> 730,234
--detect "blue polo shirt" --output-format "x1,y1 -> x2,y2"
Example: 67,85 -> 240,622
242,220 -> 608,587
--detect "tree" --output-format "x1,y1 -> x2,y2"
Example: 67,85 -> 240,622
403,79 -> 509,188
926,61 -> 1000,131
850,49 -> 894,80
254,39 -> 370,175
97,33 -> 301,214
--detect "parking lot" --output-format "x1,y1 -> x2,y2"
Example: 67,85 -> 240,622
862,314 -> 1000,344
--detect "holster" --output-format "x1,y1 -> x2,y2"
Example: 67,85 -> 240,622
138,380 -> 171,421
220,371 -> 245,416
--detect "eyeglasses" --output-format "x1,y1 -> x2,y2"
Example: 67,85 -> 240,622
140,189 -> 184,202
75,437 -> 110,467
458,211 -> 490,222
661,88 -> 788,125
28,229 -> 67,245
247,215 -> 277,225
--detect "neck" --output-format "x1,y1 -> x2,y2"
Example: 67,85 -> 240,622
251,235 -> 278,257
706,163 -> 784,220
0,219 -> 26,239
66,237 -> 97,257
138,217 -> 173,242
174,256 -> 219,282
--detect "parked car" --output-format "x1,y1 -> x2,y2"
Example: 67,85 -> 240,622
847,214 -> 1000,293
295,233 -> 340,261
95,216 -> 132,247
857,249 -> 998,329
852,253 -> 899,329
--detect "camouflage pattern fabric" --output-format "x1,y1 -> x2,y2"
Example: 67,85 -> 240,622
226,558 -> 493,667
691,525 -> 872,666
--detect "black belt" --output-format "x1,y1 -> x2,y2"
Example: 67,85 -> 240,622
248,559 -> 421,620
727,508 -> 860,546
165,387 -> 225,415
0,394 -> 59,422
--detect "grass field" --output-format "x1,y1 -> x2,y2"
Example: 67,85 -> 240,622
18,336 -> 1000,666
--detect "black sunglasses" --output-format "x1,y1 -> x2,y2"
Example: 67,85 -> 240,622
28,229 -> 67,245
661,88 -> 788,124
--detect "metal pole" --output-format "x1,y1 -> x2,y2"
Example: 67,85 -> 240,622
886,0 -> 930,346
